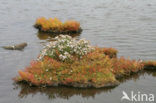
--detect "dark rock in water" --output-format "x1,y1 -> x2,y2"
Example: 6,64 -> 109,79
2,43 -> 27,50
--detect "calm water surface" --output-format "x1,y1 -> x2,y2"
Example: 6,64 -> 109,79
0,0 -> 156,103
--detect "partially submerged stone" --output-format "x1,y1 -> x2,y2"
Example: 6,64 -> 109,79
2,42 -> 27,50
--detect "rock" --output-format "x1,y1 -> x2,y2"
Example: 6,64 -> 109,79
2,42 -> 27,50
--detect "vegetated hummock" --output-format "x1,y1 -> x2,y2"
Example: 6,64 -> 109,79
34,17 -> 82,34
143,61 -> 156,70
14,35 -> 146,88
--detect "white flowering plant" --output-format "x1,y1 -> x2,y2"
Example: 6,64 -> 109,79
38,35 -> 95,62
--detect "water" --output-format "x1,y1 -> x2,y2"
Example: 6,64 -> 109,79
0,0 -> 156,103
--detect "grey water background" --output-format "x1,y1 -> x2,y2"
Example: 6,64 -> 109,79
0,0 -> 156,103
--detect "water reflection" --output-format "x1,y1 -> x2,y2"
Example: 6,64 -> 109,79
14,70 -> 156,100
14,83 -> 114,99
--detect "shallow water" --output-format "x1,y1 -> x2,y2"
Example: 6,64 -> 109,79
0,0 -> 156,103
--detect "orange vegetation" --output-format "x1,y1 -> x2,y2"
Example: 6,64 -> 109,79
13,47 -> 144,88
34,17 -> 81,33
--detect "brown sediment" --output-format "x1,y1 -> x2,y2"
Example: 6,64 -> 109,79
16,80 -> 119,89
